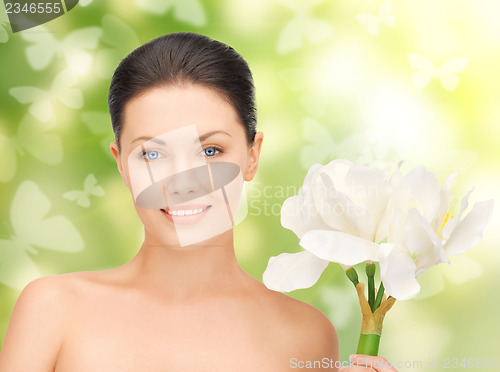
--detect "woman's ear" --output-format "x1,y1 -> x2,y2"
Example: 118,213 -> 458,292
110,141 -> 129,188
244,132 -> 264,181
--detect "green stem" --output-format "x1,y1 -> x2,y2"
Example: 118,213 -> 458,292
346,267 -> 359,286
373,282 -> 385,312
366,263 -> 375,311
356,334 -> 381,356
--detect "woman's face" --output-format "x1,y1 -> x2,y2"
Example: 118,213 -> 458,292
110,84 -> 263,248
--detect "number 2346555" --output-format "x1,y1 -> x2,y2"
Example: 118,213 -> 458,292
5,2 -> 62,14
444,358 -> 498,368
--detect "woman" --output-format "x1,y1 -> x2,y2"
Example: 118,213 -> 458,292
0,32 -> 396,371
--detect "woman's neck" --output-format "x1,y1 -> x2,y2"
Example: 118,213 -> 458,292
122,228 -> 252,300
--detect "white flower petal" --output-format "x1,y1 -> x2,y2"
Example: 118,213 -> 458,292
397,165 -> 441,221
375,212 -> 391,244
303,163 -> 324,185
280,164 -> 331,238
300,230 -> 379,266
443,170 -> 459,193
405,208 -> 449,275
280,196 -> 307,238
320,159 -> 354,192
388,208 -> 406,245
315,172 -> 369,236
345,164 -> 390,222
377,187 -> 418,243
379,243 -> 421,300
444,199 -> 494,255
263,251 -> 329,292
441,188 -> 473,240
301,181 -> 332,232
322,163 -> 390,240
432,171 -> 459,231
388,160 -> 404,188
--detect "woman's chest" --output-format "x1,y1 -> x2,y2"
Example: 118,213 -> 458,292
54,297 -> 287,372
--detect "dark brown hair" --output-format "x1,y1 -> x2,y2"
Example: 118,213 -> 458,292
108,32 -> 257,151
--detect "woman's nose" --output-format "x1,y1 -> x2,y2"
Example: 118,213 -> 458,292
164,164 -> 214,205
166,167 -> 200,195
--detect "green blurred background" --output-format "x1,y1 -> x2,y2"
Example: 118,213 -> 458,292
1,0 -> 499,368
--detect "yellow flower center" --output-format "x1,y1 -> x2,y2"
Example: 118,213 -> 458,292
437,211 -> 453,238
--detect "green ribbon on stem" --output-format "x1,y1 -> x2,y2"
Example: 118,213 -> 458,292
356,334 -> 381,356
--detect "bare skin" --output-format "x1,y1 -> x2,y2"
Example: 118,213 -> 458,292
47,251 -> 337,371
0,85 -> 340,371
0,257 -> 339,371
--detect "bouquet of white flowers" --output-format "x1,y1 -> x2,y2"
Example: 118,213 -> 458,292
263,159 -> 494,356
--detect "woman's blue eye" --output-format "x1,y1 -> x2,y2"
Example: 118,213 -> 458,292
203,147 -> 220,157
144,150 -> 160,160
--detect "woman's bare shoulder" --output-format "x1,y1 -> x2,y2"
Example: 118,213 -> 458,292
20,268 -> 123,303
0,273 -> 87,370
31,269 -> 106,289
255,286 -> 339,361
16,272 -> 87,303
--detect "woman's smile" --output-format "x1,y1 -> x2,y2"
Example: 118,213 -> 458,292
160,204 -> 212,225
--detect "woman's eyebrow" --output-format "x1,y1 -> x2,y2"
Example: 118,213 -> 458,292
131,136 -> 166,146
198,130 -> 232,142
131,130 -> 231,146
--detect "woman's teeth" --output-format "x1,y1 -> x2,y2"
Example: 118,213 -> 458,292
165,206 -> 209,216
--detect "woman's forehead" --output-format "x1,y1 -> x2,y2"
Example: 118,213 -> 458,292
119,86 -> 244,152
129,125 -> 201,149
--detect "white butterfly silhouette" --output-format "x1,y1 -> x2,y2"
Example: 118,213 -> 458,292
300,117 -> 337,169
96,15 -> 140,79
0,114 -> 63,183
0,181 -> 84,289
409,54 -> 469,91
355,129 -> 410,169
356,144 -> 391,170
0,6 -> 10,43
9,69 -> 83,122
356,1 -> 396,36
63,174 -> 105,208
277,0 -> 334,54
300,118 -> 404,170
134,0 -> 206,26
21,25 -> 101,74
81,111 -> 115,159
279,47 -> 362,116
279,68 -> 329,117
